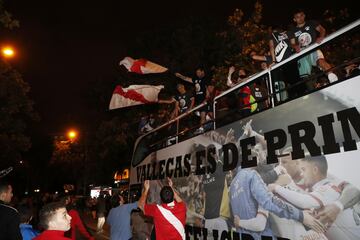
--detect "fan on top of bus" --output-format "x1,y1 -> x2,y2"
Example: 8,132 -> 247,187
227,67 -> 268,116
138,114 -> 157,135
289,9 -> 338,90
158,83 -> 195,133
250,50 -> 274,69
175,67 -> 213,134
159,83 -> 195,119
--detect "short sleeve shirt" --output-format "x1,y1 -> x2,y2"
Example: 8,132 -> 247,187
174,92 -> 193,114
192,76 -> 209,104
144,201 -> 186,240
106,202 -> 138,240
290,20 -> 320,49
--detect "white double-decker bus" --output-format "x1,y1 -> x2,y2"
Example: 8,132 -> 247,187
130,19 -> 360,240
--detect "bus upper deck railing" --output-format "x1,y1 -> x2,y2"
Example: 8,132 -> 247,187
213,18 -> 360,101
132,18 -> 360,165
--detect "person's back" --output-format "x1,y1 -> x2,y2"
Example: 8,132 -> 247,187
0,203 -> 22,240
139,179 -> 186,240
0,181 -> 22,240
62,195 -> 94,240
130,209 -> 153,240
67,209 -> 93,240
107,197 -> 138,240
146,200 -> 186,240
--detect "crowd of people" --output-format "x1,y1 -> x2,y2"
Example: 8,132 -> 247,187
0,181 -> 97,240
0,175 -> 187,240
137,9 -> 359,138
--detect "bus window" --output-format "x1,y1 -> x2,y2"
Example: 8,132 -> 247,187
215,73 -> 270,128
132,134 -> 151,167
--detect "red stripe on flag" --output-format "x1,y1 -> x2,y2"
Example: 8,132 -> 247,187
130,59 -> 147,74
113,85 -> 152,104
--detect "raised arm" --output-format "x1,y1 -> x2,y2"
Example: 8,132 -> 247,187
269,39 -> 276,63
227,66 -> 236,87
138,180 -> 150,211
158,98 -> 176,104
189,97 -> 195,111
168,177 -> 183,203
175,72 -> 193,83
315,24 -> 326,43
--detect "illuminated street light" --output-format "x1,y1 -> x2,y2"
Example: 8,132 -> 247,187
2,46 -> 15,58
67,130 -> 78,140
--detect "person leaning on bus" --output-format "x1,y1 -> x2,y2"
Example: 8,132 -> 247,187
138,178 -> 186,240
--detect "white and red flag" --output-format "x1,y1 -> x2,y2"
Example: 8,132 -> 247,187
119,57 -> 168,74
109,85 -> 164,110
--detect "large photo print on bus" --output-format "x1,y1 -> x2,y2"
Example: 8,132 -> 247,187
131,75 -> 360,239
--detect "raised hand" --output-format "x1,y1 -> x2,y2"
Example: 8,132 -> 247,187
303,211 -> 326,233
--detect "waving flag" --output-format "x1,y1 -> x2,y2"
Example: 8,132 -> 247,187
119,57 -> 168,74
109,85 -> 164,110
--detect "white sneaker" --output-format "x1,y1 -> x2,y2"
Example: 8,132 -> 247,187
327,72 -> 338,83
194,127 -> 204,135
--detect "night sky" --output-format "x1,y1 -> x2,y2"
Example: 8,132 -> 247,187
2,0 -> 358,135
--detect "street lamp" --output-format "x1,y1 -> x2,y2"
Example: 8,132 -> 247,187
67,130 -> 78,141
1,46 -> 15,58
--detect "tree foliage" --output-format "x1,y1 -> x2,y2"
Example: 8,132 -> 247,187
212,1 -> 270,90
0,0 -> 19,29
0,59 -> 38,167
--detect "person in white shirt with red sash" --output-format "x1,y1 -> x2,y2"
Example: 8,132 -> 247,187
139,178 -> 186,240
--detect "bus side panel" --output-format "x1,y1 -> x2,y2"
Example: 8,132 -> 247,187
130,75 -> 360,239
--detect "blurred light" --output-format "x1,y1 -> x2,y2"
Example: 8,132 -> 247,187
2,47 -> 15,58
67,130 -> 77,140
34,189 -> 40,193
19,160 -> 23,164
